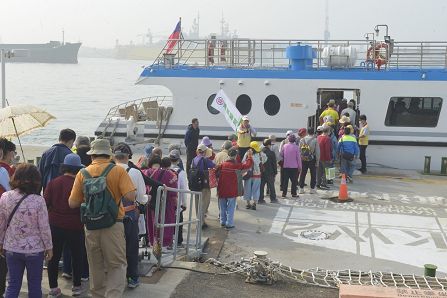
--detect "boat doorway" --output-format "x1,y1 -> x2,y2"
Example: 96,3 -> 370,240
308,88 -> 361,129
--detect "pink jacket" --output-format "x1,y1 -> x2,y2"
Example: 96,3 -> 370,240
280,143 -> 302,170
0,190 -> 53,253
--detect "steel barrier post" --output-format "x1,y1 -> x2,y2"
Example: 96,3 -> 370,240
441,157 -> 447,175
196,193 -> 202,253
172,189 -> 182,261
424,156 -> 431,174
185,192 -> 194,258
158,189 -> 168,268
152,186 -> 203,266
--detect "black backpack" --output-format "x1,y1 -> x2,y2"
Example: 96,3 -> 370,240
188,158 -> 209,191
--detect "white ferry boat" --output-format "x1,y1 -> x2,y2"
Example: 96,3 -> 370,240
95,25 -> 446,171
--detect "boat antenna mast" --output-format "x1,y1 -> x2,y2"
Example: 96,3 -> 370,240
220,12 -> 230,38
324,0 -> 330,45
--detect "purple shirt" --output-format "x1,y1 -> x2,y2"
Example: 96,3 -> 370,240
0,189 -> 53,253
191,155 -> 215,171
280,143 -> 302,170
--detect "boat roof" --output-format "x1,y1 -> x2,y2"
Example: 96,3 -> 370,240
138,38 -> 447,82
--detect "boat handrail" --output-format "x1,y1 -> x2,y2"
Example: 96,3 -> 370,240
149,38 -> 447,70
102,95 -> 173,122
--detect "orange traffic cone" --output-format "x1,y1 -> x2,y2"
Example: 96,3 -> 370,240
338,174 -> 349,202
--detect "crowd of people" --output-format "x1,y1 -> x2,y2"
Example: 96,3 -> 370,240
0,99 -> 369,297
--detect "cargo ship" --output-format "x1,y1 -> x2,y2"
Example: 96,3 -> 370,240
0,41 -> 81,64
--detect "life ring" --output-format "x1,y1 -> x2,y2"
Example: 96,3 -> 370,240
367,42 -> 389,70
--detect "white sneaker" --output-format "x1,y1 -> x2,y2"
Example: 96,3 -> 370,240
309,189 -> 317,194
299,188 -> 305,194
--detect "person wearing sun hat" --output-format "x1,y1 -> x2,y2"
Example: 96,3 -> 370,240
338,115 -> 351,138
69,139 -> 136,297
44,153 -> 86,297
201,136 -> 215,160
237,115 -> 257,159
242,141 -> 267,210
191,143 -> 216,228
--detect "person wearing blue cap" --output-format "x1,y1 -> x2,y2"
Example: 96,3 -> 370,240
144,144 -> 154,157
44,154 -> 85,297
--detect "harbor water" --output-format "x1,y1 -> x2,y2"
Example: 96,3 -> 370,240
4,58 -> 167,145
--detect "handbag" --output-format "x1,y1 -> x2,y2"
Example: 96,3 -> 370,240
149,170 -> 166,210
342,152 -> 355,161
208,168 -> 217,188
325,167 -> 336,180
242,169 -> 253,180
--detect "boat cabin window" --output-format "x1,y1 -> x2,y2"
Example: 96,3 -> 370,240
264,95 -> 281,116
236,94 -> 252,115
207,94 -> 220,115
384,97 -> 442,127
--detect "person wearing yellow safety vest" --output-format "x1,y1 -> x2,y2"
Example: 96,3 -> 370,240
358,115 -> 369,174
337,126 -> 359,183
237,116 -> 257,159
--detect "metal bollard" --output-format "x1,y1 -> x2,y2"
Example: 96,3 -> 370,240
424,264 -> 437,277
441,157 -> 447,175
424,156 -> 431,174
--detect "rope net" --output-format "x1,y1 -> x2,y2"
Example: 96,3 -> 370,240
206,257 -> 447,290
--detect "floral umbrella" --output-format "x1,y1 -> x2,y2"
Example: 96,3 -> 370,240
0,104 -> 55,161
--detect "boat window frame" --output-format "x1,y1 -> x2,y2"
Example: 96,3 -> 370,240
236,94 -> 252,115
384,96 -> 443,127
264,94 -> 281,116
207,93 -> 220,115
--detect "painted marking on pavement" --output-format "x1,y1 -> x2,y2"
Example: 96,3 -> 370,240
269,204 -> 447,272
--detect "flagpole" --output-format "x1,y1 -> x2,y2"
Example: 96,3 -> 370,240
178,17 -> 182,54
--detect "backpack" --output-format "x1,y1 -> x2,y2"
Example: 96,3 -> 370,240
148,169 -> 166,210
80,164 -> 119,230
300,138 -> 315,161
259,154 -> 266,173
171,167 -> 183,178
188,158 -> 209,191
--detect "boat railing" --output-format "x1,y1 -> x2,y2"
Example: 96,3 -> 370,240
102,96 -> 173,123
150,38 -> 447,70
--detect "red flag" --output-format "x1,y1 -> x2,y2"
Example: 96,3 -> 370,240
166,20 -> 181,54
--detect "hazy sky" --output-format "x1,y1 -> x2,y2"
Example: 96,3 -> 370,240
1,0 -> 446,48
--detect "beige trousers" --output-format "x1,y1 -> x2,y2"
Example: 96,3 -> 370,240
85,222 -> 127,298
195,188 -> 211,224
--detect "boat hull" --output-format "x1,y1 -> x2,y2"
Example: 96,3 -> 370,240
0,42 -> 81,63
96,72 -> 447,171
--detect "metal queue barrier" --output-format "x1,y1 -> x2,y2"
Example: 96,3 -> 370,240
154,185 -> 203,268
